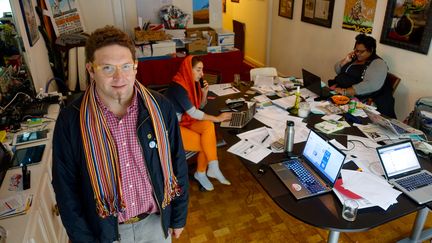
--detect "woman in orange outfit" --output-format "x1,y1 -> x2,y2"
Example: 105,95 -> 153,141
165,56 -> 231,191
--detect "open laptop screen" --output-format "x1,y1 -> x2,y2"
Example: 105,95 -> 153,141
302,130 -> 345,184
377,141 -> 421,178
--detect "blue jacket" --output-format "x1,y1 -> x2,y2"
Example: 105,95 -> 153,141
52,91 -> 189,243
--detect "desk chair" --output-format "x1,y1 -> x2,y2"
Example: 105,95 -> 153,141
250,67 -> 277,82
387,72 -> 401,95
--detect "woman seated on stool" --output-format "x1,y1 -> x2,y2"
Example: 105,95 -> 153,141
328,33 -> 396,118
165,55 -> 232,191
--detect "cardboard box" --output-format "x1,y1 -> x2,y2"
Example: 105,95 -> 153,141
186,27 -> 217,46
216,29 -> 235,46
207,46 -> 222,53
165,29 -> 185,39
220,44 -> 235,52
140,40 -> 176,57
186,39 -> 208,53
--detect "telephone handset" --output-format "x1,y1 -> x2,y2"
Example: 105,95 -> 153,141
199,78 -> 205,88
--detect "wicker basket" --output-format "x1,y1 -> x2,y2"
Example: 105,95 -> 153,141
135,30 -> 167,41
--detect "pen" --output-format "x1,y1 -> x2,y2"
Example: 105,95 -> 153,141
223,86 -> 233,90
261,134 -> 270,143
243,145 -> 255,155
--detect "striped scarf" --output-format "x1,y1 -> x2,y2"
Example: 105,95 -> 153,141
80,80 -> 180,217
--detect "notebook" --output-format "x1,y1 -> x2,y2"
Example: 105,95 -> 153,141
220,103 -> 256,129
377,140 -> 432,204
270,130 -> 346,200
364,108 -> 423,137
302,69 -> 332,101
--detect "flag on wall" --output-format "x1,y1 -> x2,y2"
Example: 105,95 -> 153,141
342,0 -> 377,34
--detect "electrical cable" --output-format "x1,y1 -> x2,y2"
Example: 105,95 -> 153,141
0,92 -> 32,112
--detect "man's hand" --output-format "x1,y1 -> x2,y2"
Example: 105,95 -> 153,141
169,227 -> 184,239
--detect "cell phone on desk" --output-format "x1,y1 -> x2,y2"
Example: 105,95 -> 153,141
199,78 -> 205,88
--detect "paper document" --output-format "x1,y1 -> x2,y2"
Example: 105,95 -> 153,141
208,83 -> 240,96
272,95 -> 296,110
340,169 -> 401,210
0,193 -> 33,219
237,127 -> 276,148
228,139 -> 272,163
333,178 -> 376,209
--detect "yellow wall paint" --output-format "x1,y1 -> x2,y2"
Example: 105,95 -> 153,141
223,0 -> 269,67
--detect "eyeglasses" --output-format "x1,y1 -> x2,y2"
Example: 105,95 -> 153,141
353,49 -> 367,54
92,63 -> 137,77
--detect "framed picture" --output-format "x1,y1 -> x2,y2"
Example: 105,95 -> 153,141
380,0 -> 432,54
301,0 -> 335,28
279,0 -> 294,19
19,0 -> 40,47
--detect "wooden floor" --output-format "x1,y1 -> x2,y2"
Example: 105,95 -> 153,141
174,147 -> 432,243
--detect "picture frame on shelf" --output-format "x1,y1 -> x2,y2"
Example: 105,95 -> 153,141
19,0 -> 40,46
279,0 -> 294,19
380,0 -> 432,54
301,0 -> 335,28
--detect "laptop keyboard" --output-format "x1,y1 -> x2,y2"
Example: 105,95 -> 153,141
396,172 -> 432,191
284,160 -> 326,193
392,123 -> 408,134
229,112 -> 243,127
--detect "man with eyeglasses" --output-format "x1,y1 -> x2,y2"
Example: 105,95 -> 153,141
52,26 -> 189,242
328,33 -> 396,118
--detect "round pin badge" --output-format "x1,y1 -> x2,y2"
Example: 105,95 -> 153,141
149,141 -> 156,148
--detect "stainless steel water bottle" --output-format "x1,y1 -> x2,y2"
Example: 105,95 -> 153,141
284,120 -> 295,153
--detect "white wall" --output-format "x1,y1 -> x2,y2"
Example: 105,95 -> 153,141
79,0 -> 222,35
270,1 -> 432,120
9,0 -> 54,92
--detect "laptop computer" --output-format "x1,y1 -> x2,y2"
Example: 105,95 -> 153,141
220,103 -> 256,129
270,130 -> 346,199
377,140 -> 432,204
302,69 -> 332,101
364,108 -> 424,137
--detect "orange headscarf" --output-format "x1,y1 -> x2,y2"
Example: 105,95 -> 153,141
172,55 -> 202,126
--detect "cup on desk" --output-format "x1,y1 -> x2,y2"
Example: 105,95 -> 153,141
298,102 -> 311,118
342,199 -> 359,221
233,73 -> 241,86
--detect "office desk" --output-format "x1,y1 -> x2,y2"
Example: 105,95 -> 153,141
136,50 -> 243,86
205,86 -> 431,243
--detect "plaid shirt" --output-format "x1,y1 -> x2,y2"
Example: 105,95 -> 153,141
96,92 -> 158,222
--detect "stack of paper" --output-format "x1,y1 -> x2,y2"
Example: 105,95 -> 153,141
333,178 -> 376,209
340,169 -> 401,210
208,83 -> 240,96
0,194 -> 33,219
271,95 -> 296,110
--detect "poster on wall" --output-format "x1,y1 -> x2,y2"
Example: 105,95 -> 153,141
342,0 -> 377,34
193,0 -> 209,24
19,0 -> 40,46
45,0 -> 84,36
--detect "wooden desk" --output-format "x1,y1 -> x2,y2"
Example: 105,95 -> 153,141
136,50 -> 243,86
205,86 -> 431,243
